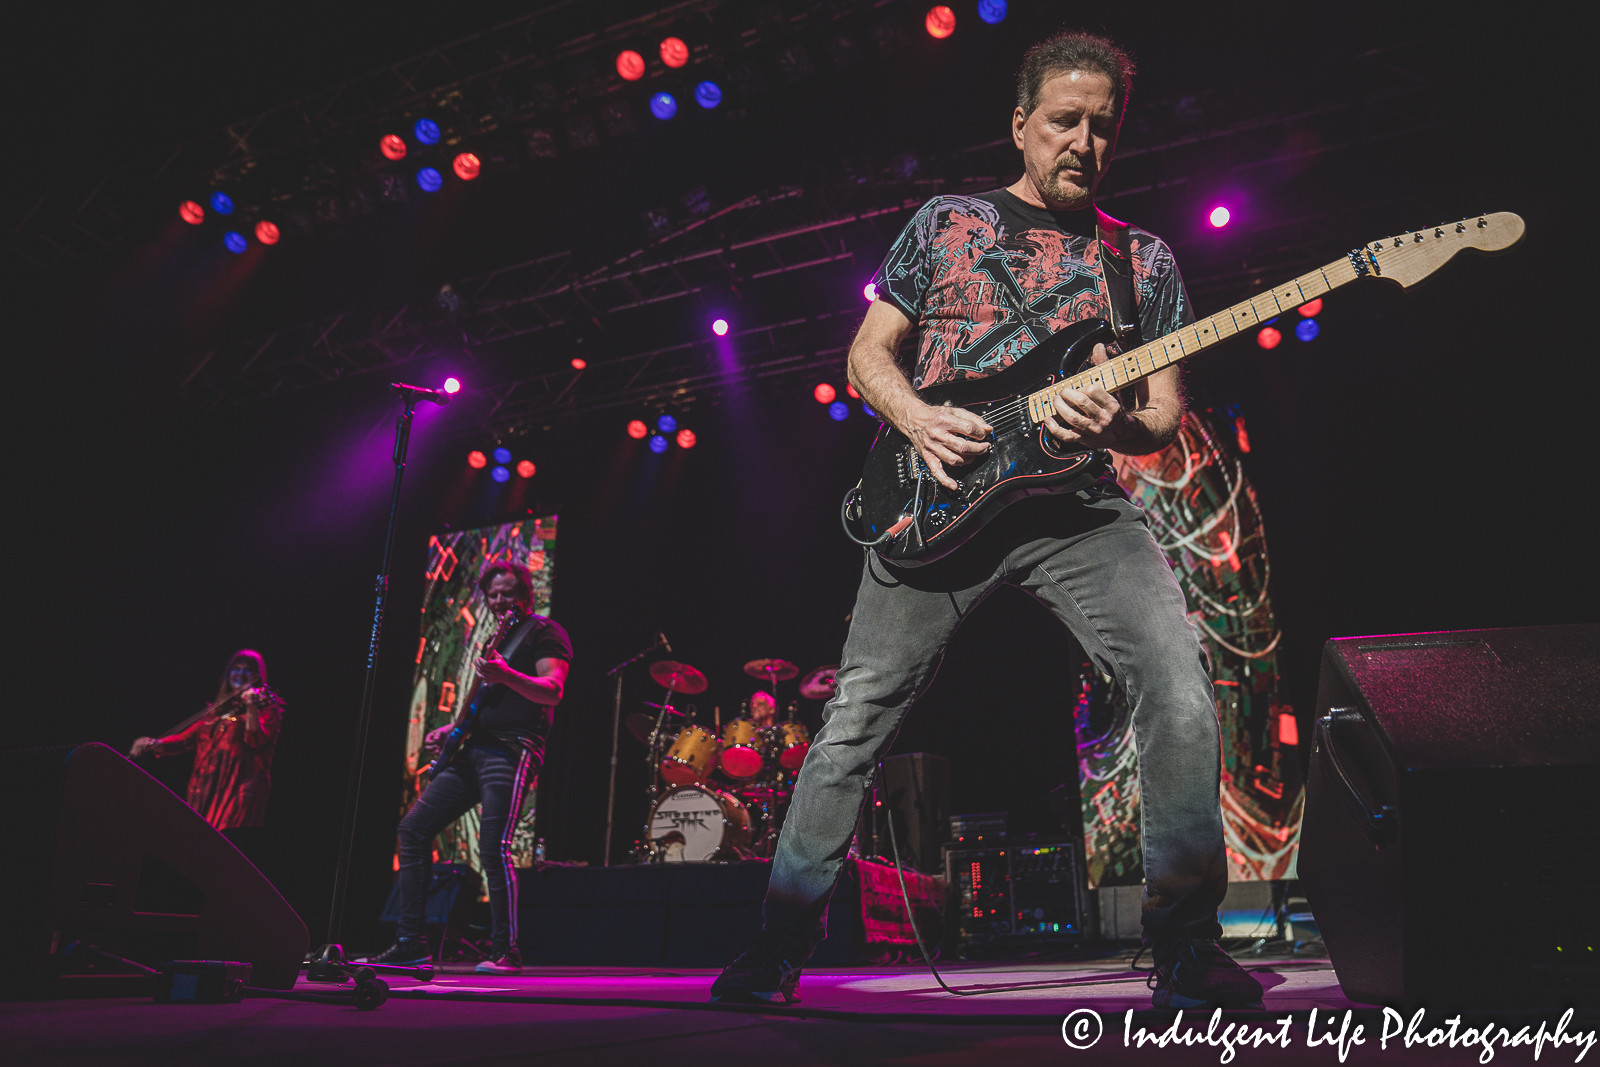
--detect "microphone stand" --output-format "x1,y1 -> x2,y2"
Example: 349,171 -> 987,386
603,635 -> 666,866
310,383 -> 443,977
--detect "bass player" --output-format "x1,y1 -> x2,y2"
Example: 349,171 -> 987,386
361,561 -> 571,974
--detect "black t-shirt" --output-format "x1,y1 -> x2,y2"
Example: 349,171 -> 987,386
472,615 -> 572,758
870,188 -> 1194,391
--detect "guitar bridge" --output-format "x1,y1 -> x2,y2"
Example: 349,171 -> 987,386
898,448 -> 930,487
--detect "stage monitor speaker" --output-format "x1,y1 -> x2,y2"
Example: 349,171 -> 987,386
1299,625 -> 1599,1009
0,743 -> 308,997
878,752 -> 950,875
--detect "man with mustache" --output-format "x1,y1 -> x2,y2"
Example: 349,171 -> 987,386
711,31 -> 1262,1011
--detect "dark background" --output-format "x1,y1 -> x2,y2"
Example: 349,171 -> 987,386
10,1 -> 1586,950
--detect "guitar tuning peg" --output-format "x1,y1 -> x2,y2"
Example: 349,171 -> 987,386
1477,217 -> 1488,227
1456,222 -> 1466,232
1434,228 -> 1444,238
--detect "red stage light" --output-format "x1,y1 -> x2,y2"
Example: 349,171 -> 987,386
179,201 -> 205,225
616,50 -> 646,81
570,357 -> 587,370
676,429 -> 697,449
627,419 -> 649,439
1277,712 -> 1299,747
380,134 -> 407,161
453,153 -> 481,181
516,460 -> 536,478
254,221 -> 280,245
845,383 -> 860,399
467,450 -> 488,469
1298,298 -> 1323,317
814,383 -> 837,404
925,5 -> 956,38
1256,326 -> 1282,350
660,37 -> 689,68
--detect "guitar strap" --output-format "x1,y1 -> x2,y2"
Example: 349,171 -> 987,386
1095,208 -> 1143,350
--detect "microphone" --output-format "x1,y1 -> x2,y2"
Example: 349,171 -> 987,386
659,632 -> 672,654
390,381 -> 452,406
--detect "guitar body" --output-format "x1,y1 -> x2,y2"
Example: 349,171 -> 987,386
424,607 -> 524,782
849,317 -> 1118,565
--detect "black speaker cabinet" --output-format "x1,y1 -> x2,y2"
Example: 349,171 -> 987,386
1300,625 -> 1599,1008
0,743 -> 308,997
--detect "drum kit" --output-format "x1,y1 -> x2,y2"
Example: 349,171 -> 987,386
632,656 -> 840,863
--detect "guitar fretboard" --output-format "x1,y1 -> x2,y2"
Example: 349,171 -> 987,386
1023,254 -> 1363,423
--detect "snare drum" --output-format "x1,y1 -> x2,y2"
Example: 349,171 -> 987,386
661,724 -> 719,785
765,721 -> 811,770
648,785 -> 752,862
719,718 -> 767,779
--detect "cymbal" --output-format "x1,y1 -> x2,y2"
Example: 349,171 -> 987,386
799,664 -> 840,700
650,660 -> 708,694
626,710 -> 683,745
743,658 -> 798,682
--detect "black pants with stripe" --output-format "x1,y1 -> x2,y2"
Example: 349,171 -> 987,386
396,739 -> 538,949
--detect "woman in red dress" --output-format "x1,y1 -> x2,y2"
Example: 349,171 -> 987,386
132,650 -> 284,834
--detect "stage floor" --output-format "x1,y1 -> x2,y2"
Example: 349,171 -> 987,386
7,956 -> 1596,1065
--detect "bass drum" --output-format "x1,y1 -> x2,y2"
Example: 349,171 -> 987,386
648,786 -> 752,863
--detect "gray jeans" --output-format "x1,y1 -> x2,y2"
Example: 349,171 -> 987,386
764,491 -> 1227,954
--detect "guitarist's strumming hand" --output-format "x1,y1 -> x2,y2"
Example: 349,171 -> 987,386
901,403 -> 993,493
474,649 -> 515,685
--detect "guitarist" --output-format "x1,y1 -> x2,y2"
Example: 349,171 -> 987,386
712,31 -> 1262,1010
362,561 -> 571,974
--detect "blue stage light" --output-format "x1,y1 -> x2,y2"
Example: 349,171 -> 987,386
977,0 -> 1008,23
490,465 -> 511,483
648,434 -> 669,454
695,81 -> 723,109
828,401 -> 849,422
650,92 -> 678,120
493,447 -> 513,464
862,403 -> 877,418
657,414 -> 678,434
417,167 -> 443,192
414,118 -> 441,145
223,231 -> 248,254
210,192 -> 235,215
1295,318 -> 1320,342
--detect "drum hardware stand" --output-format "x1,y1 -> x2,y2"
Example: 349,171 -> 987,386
602,633 -> 669,867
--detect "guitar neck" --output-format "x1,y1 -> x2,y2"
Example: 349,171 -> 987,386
1024,251 -> 1364,421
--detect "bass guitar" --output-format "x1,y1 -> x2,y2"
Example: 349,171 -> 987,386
424,605 -> 525,782
842,212 -> 1524,564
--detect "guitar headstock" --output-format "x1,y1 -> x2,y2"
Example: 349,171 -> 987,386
1362,212 -> 1525,292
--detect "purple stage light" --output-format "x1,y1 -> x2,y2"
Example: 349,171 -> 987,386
977,0 -> 1008,23
695,81 -> 722,109
863,282 -> 877,302
648,434 -> 669,454
443,377 -> 461,394
712,318 -> 729,336
862,402 -> 877,418
828,401 -> 849,421
1209,206 -> 1231,228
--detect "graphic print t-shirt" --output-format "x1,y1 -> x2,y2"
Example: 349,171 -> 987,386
870,189 -> 1194,391
472,615 -> 572,761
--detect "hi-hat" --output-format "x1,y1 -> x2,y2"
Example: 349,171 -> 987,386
650,660 -> 708,694
743,658 -> 798,682
626,709 -> 683,744
799,664 -> 840,700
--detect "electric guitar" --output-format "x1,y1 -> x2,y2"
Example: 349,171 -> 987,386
424,605 -> 525,782
842,212 -> 1525,565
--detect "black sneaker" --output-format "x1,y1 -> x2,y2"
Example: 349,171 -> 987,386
475,947 -> 522,975
1147,928 -> 1264,1010
354,939 -> 430,966
709,935 -> 803,1005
